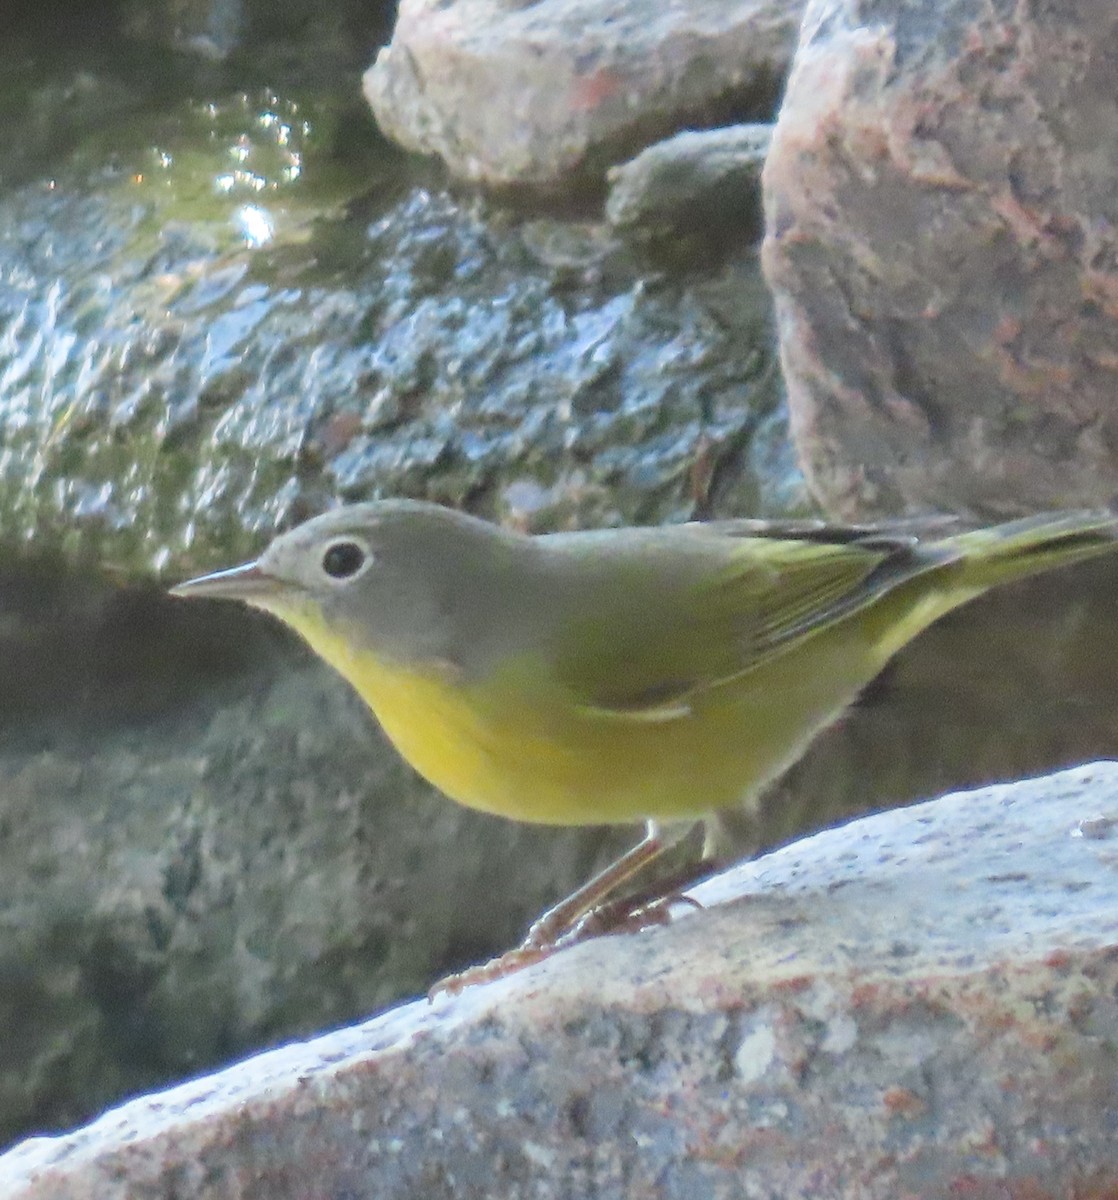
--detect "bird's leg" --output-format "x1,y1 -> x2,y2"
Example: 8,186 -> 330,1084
519,810 -> 753,947
565,856 -> 713,941
562,810 -> 755,942
519,821 -> 680,950
430,822 -> 698,998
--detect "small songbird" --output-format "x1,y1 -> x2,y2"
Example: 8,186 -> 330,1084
173,503 -> 1118,987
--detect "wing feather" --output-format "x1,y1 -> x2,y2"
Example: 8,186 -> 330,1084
557,520 -> 958,722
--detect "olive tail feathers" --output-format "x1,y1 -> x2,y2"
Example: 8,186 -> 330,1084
945,510 -> 1118,591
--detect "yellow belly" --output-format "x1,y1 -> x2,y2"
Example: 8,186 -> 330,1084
298,620 -> 644,823
273,601 -> 881,827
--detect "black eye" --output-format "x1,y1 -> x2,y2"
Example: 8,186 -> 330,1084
322,541 -> 367,580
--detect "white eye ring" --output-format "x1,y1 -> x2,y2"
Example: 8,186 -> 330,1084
320,536 -> 373,582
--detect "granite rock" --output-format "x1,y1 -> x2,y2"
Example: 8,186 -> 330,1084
6,763 -> 1118,1198
763,0 -> 1118,518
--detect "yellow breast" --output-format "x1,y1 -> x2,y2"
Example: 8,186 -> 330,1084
265,598 -> 872,828
271,602 -> 590,821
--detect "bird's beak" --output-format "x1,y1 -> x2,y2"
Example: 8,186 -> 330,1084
170,561 -> 277,602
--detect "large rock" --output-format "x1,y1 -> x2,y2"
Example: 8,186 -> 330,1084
763,0 -> 1118,518
6,763 -> 1118,1198
364,0 -> 805,191
0,174 -> 781,579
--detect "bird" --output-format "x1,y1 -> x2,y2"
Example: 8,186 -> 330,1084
171,502 -> 1118,988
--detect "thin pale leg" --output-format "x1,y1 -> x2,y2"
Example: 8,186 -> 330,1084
565,855 -> 712,941
431,821 -> 695,998
569,805 -> 759,939
521,821 -> 684,949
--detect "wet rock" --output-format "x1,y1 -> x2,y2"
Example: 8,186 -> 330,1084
364,0 -> 804,192
0,172 -> 784,579
605,123 -> 771,246
0,9 -> 791,573
763,0 -> 1118,519
6,763 -> 1118,1198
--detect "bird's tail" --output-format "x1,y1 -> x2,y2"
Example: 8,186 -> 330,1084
943,510 -> 1118,591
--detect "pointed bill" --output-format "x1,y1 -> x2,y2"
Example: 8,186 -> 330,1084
169,561 -> 276,601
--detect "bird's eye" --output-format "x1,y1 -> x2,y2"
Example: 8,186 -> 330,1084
321,540 -> 368,580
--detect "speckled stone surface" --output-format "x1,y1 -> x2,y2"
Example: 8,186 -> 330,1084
763,0 -> 1118,519
5,763 -> 1118,1199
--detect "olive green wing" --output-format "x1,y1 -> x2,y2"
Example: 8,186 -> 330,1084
559,520 -> 958,723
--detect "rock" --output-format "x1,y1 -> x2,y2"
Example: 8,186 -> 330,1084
605,123 -> 771,246
363,0 -> 805,192
763,0 -> 1118,518
5,763 -> 1118,1199
0,166 -> 782,580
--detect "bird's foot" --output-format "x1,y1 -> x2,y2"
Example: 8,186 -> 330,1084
567,888 -> 703,941
428,943 -> 555,999
429,888 -> 705,999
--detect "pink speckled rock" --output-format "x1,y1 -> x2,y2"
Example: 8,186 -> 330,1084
364,0 -> 805,191
5,763 -> 1118,1198
764,0 -> 1118,518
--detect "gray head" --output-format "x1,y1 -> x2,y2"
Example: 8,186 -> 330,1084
172,500 -> 533,667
